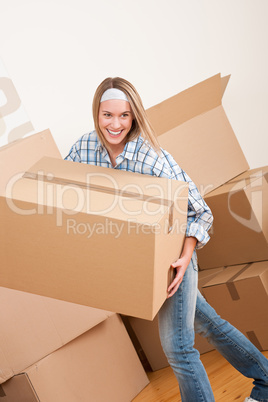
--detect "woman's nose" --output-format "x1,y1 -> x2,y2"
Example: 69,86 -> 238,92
111,117 -> 121,129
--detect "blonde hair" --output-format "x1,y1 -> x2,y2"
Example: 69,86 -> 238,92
92,77 -> 160,152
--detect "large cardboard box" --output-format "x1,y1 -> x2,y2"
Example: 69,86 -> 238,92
0,129 -> 61,195
0,286 -> 113,384
202,261 -> 268,350
125,267 -> 225,372
198,166 -> 268,269
0,314 -> 149,402
146,74 -> 249,195
0,156 -> 189,320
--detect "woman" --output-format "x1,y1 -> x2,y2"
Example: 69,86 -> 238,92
65,77 -> 268,402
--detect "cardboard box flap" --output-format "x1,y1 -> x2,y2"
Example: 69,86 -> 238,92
158,105 -> 248,193
228,166 -> 268,183
9,176 -> 174,229
198,267 -> 225,284
204,262 -> 268,289
221,75 -> 231,98
146,74 -> 249,194
0,129 -> 61,159
21,156 -> 189,229
25,156 -> 188,201
204,264 -> 249,287
146,73 -> 223,136
205,166 -> 268,198
198,267 -> 225,297
234,261 -> 268,283
23,169 -> 173,209
204,178 -> 248,198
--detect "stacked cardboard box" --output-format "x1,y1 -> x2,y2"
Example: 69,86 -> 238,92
196,166 -> 268,351
1,74 -> 266,388
202,261 -> 268,351
198,166 -> 268,268
125,73 -> 267,370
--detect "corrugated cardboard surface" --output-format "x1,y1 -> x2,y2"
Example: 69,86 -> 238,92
146,74 -> 249,194
198,166 -> 268,269
0,315 -> 149,402
0,286 -> 112,384
202,261 -> 268,350
0,129 -> 61,196
1,157 -> 188,320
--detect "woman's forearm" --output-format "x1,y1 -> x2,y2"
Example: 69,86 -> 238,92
180,236 -> 198,263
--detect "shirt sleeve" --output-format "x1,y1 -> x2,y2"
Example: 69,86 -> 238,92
161,150 -> 213,249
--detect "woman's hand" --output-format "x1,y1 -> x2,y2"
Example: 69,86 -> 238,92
167,236 -> 197,298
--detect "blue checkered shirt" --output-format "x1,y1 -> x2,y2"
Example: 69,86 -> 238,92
65,130 -> 213,249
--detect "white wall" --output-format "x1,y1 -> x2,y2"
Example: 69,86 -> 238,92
0,0 -> 267,168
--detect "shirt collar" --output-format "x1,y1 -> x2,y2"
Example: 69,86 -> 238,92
95,134 -> 142,161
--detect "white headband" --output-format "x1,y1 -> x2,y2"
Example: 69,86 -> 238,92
100,88 -> 129,103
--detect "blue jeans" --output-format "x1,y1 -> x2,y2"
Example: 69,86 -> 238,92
158,252 -> 268,402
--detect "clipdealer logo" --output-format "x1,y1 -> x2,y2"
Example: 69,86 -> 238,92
65,217 -> 188,239
0,58 -> 34,145
5,170 -> 189,235
227,172 -> 265,232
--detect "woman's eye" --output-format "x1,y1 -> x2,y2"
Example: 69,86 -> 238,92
121,113 -> 129,118
104,113 -> 111,117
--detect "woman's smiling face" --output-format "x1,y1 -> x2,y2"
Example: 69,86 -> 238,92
98,99 -> 133,155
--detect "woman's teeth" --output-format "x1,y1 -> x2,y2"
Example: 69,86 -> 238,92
108,129 -> 122,136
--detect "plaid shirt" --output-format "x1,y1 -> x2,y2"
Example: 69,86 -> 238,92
65,130 -> 213,249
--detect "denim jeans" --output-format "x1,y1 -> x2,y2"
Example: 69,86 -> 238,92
158,252 -> 268,402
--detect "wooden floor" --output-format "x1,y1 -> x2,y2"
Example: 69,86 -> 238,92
133,349 -> 268,402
